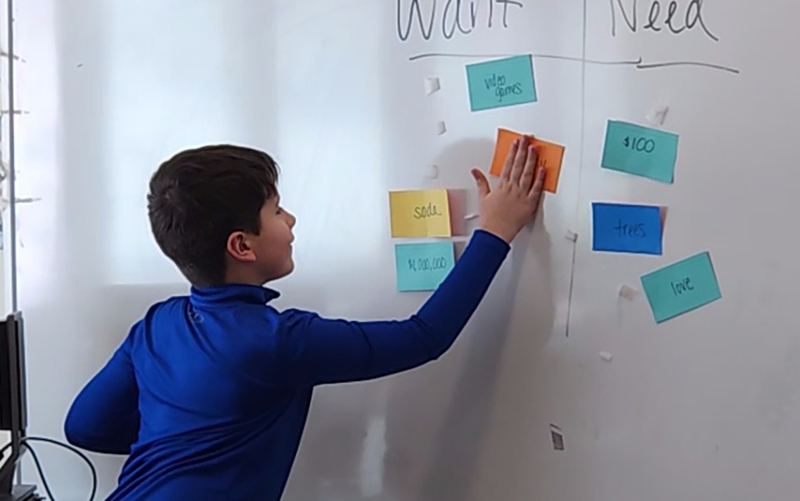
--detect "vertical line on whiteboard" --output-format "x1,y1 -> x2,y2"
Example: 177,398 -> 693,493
565,0 -> 588,338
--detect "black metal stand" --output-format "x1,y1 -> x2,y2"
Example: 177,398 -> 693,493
0,314 -> 39,501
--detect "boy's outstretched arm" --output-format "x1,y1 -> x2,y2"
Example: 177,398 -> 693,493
64,328 -> 141,454
274,137 -> 546,387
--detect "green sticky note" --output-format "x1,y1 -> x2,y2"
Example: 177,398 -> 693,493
601,120 -> 679,184
640,251 -> 722,324
465,55 -> 537,112
395,242 -> 455,292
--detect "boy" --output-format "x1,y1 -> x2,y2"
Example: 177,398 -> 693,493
64,137 -> 546,500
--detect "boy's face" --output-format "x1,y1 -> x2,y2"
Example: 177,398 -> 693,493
251,195 -> 296,282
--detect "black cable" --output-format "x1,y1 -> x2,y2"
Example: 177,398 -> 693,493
21,443 -> 56,501
23,437 -> 97,501
0,436 -> 98,501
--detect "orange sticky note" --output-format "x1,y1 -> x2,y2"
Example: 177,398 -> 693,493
489,128 -> 565,193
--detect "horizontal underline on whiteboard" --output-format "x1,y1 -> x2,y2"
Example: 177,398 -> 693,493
635,61 -> 740,74
407,52 -> 740,74
407,52 -> 641,65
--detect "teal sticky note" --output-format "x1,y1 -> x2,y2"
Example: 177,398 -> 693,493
395,242 -> 455,292
640,252 -> 722,323
465,55 -> 537,112
601,120 -> 679,184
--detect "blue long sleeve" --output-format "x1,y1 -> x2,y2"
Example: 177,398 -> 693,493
64,328 -> 141,454
63,228 -> 511,500
273,229 -> 510,385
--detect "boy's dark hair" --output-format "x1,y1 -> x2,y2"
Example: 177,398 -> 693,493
147,144 -> 279,286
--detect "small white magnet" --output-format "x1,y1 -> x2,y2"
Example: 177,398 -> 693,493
425,77 -> 441,95
424,165 -> 439,179
599,351 -> 614,362
647,104 -> 670,126
618,285 -> 637,300
564,230 -> 578,243
436,121 -> 447,135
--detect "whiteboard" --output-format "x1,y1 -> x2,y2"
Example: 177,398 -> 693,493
11,0 -> 794,500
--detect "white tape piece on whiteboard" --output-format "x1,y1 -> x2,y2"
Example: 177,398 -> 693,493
550,424 -> 565,451
425,77 -> 441,95
647,104 -> 670,126
424,165 -> 439,180
599,351 -> 614,363
436,121 -> 447,135
618,285 -> 638,300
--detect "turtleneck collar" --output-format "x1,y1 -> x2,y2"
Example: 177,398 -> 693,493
189,283 -> 280,308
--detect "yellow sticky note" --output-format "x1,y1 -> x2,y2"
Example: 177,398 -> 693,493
389,189 -> 452,238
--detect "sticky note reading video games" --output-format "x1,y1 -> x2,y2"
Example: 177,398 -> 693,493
490,128 -> 565,193
395,241 -> 455,292
640,251 -> 722,323
601,120 -> 679,184
592,202 -> 663,255
466,55 -> 537,112
389,189 -> 452,238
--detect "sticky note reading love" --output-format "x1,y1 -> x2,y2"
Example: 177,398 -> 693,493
592,202 -> 663,255
395,241 -> 456,292
389,189 -> 452,238
602,120 -> 679,184
489,128 -> 565,193
640,251 -> 722,324
465,55 -> 537,112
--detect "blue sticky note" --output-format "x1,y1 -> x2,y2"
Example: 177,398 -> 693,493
395,242 -> 456,292
640,252 -> 722,324
465,55 -> 537,112
592,202 -> 663,255
601,120 -> 679,184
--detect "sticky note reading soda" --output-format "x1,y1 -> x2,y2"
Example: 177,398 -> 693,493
395,241 -> 455,292
490,128 -> 565,193
465,55 -> 537,112
592,202 -> 663,255
601,120 -> 679,184
389,189 -> 452,238
640,251 -> 722,324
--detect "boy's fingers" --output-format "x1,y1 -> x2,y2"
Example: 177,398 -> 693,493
510,136 -> 530,185
501,139 -> 519,182
471,168 -> 491,198
528,167 -> 546,205
520,145 -> 538,191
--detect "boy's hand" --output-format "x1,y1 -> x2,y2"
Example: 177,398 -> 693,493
470,136 -> 546,244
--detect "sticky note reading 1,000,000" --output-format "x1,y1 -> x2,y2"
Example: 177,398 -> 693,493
641,251 -> 722,323
389,189 -> 452,238
395,241 -> 455,292
602,120 -> 679,184
466,55 -> 537,112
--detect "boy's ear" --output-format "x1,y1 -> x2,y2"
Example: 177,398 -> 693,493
226,231 -> 257,263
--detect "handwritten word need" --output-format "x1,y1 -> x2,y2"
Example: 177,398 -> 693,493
609,0 -> 718,41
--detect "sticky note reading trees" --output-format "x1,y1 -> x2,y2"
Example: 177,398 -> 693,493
466,55 -> 537,112
602,120 -> 679,184
389,189 -> 452,238
592,202 -> 663,255
395,242 -> 455,292
640,252 -> 722,323
490,128 -> 565,193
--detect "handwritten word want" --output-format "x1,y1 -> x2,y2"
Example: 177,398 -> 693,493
397,0 -> 524,42
609,0 -> 718,42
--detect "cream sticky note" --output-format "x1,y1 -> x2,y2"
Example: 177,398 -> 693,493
389,189 -> 452,238
490,128 -> 565,193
